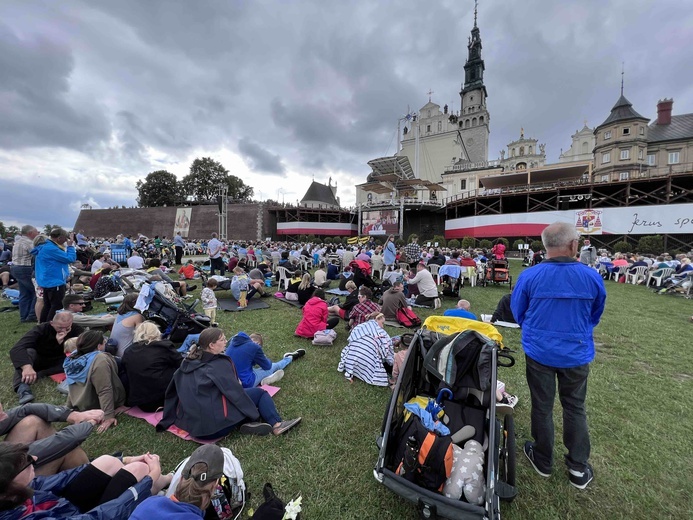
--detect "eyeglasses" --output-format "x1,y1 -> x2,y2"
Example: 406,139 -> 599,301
19,455 -> 37,473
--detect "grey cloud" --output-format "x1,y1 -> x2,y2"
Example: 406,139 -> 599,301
237,137 -> 286,176
0,22 -> 109,150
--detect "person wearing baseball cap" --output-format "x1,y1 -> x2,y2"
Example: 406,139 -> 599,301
131,444 -> 224,519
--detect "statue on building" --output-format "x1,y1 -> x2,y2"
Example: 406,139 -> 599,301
500,149 -> 505,159
539,143 -> 545,155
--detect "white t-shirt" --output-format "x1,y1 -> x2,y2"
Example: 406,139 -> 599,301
91,259 -> 103,273
127,255 -> 144,269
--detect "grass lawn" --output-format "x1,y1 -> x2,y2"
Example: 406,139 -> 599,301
1,261 -> 691,519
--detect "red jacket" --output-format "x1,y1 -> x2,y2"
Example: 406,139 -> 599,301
295,296 -> 328,338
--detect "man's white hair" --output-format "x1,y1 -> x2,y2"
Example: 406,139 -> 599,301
541,222 -> 579,249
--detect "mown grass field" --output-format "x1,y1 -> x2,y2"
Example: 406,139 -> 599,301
1,261 -> 691,519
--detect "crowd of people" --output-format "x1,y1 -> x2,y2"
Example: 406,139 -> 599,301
1,223 -> 692,517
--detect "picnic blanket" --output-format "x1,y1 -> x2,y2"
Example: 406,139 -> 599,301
383,320 -> 405,329
325,288 -> 351,296
116,384 -> 281,443
273,295 -> 303,309
218,298 -> 270,312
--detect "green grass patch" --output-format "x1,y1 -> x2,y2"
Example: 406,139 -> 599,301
1,262 -> 691,519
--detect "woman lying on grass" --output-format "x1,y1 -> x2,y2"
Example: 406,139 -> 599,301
157,328 -> 301,439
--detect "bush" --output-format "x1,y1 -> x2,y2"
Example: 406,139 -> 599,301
512,239 -> 525,250
432,235 -> 446,248
637,235 -> 664,255
299,234 -> 308,242
461,236 -> 476,249
479,239 -> 493,249
613,240 -> 631,254
496,237 -> 510,248
531,240 -> 544,252
448,238 -> 460,249
324,237 -> 333,244
373,238 -> 383,246
395,239 -> 406,247
306,234 -> 316,243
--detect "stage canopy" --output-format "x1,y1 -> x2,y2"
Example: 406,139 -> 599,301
480,163 -> 590,190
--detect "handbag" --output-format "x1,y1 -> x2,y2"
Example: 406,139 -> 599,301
312,329 -> 337,346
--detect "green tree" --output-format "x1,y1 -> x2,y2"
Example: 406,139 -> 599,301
0,221 -> 5,238
613,240 -> 631,253
479,239 -> 493,249
461,236 -> 476,249
496,237 -> 510,248
407,233 -> 419,243
181,157 -> 254,203
512,239 -> 525,250
447,238 -> 460,248
43,224 -> 63,234
136,170 -> 181,207
530,240 -> 544,252
395,238 -> 406,247
637,235 -> 664,255
6,225 -> 19,237
324,237 -> 333,244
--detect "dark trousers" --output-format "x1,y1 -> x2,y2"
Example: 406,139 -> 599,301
10,265 -> 36,321
175,246 -> 184,265
13,348 -> 65,391
209,257 -> 225,277
415,294 -> 437,306
525,355 -> 591,472
41,285 -> 66,323
326,317 -> 339,329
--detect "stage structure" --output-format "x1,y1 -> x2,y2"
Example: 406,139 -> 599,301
217,186 -> 228,241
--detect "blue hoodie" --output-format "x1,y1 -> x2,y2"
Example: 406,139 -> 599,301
130,495 -> 204,519
224,332 -> 272,388
31,240 -> 76,288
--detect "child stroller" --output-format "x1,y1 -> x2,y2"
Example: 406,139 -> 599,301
374,317 -> 516,520
142,282 -> 210,343
482,259 -> 512,289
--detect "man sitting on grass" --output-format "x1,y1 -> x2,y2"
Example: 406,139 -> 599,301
10,313 -> 84,404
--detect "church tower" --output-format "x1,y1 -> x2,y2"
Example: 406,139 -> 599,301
458,1 -> 490,163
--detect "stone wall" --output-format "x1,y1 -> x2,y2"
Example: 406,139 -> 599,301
73,204 -> 272,240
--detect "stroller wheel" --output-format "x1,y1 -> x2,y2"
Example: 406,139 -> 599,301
499,414 -> 516,496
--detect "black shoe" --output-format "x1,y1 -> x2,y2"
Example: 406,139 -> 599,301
523,441 -> 551,477
568,463 -> 594,489
186,284 -> 197,292
283,349 -> 306,360
17,385 -> 35,405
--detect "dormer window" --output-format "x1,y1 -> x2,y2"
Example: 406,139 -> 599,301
604,131 -> 612,140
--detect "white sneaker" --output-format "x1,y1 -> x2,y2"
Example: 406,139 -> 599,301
260,370 -> 284,386
433,298 -> 441,310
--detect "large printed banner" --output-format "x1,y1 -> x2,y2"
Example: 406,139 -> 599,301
173,208 -> 192,237
361,209 -> 399,236
277,222 -> 357,236
445,203 -> 693,238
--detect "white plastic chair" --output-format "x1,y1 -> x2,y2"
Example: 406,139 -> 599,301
610,265 -> 628,282
464,266 -> 477,287
646,268 -> 674,287
371,256 -> 384,280
276,266 -> 291,290
428,264 -> 441,285
625,266 -> 649,285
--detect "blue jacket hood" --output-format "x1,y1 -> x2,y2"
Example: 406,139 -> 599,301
228,331 -> 251,348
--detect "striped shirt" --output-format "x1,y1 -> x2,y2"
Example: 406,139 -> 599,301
338,320 -> 394,386
12,236 -> 34,266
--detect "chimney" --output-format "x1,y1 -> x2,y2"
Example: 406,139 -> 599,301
656,98 -> 673,125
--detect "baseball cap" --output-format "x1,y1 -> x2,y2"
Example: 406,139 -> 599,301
181,445 -> 224,483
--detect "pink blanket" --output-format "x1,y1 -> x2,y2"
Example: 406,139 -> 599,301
116,385 -> 281,444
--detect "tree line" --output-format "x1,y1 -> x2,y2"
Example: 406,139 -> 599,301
136,157 -> 254,207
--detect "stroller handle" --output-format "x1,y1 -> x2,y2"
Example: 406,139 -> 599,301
497,350 -> 515,368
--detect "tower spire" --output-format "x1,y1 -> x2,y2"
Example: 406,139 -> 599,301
620,62 -> 624,96
474,0 -> 478,28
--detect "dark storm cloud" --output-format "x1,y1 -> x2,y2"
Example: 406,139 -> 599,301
237,137 -> 286,176
0,22 -> 109,150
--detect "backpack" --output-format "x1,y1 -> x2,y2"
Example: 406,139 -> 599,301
167,447 -> 245,520
312,329 -> 337,346
395,414 -> 454,492
396,305 -> 422,328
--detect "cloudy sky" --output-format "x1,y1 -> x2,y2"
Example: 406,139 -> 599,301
1,0 -> 691,230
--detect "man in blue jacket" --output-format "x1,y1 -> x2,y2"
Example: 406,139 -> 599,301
511,222 -> 606,490
32,227 -> 76,323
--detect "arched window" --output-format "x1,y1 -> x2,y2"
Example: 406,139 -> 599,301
582,142 -> 588,153
512,148 -> 516,157
465,119 -> 471,128
520,146 -> 524,156
517,162 -> 527,170
472,118 -> 477,126
529,146 -> 533,154
479,116 -> 484,124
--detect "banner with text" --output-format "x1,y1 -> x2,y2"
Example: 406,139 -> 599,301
445,203 -> 693,238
